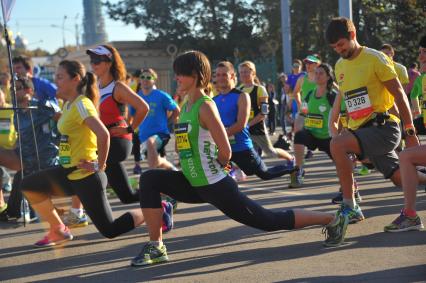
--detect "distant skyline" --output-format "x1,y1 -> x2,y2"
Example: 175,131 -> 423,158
4,0 -> 147,53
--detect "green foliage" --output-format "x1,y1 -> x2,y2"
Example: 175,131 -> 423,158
104,0 -> 426,70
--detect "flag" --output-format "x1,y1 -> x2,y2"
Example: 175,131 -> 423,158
1,0 -> 16,23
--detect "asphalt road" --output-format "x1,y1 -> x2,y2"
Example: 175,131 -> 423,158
1,133 -> 425,282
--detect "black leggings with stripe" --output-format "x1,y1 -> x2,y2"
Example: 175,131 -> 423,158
139,170 -> 295,231
20,166 -> 134,238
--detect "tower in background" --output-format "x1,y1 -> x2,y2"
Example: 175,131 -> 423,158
82,0 -> 108,46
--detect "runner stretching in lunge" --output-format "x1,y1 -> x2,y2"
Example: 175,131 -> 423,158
238,61 -> 294,164
213,61 -> 294,180
21,60 -> 146,247
130,51 -> 348,267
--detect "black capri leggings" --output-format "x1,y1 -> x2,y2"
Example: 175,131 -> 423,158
231,148 -> 292,180
106,137 -> 139,203
139,170 -> 295,231
20,166 -> 135,239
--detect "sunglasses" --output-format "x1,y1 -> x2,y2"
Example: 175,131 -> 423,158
140,75 -> 156,80
90,56 -> 111,65
292,63 -> 301,68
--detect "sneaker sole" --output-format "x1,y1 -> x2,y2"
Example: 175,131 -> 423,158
131,255 -> 169,267
34,236 -> 74,248
384,224 -> 424,232
68,222 -> 89,228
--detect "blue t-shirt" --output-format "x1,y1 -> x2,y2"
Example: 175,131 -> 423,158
286,72 -> 305,90
14,98 -> 60,174
32,77 -> 58,104
136,89 -> 177,143
213,89 -> 253,152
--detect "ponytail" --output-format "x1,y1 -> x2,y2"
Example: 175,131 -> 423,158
60,60 -> 100,109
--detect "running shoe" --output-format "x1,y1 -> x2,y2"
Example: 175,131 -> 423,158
288,168 -> 304,188
323,213 -> 349,247
283,157 -> 295,172
234,168 -> 247,182
131,242 -> 169,266
339,203 -> 365,224
331,190 -> 362,205
63,212 -> 89,228
0,204 -> 8,222
34,226 -> 73,247
305,150 -> 314,159
133,164 -> 142,175
162,195 -> 178,212
162,201 -> 174,233
384,210 -> 424,232
355,165 -> 370,176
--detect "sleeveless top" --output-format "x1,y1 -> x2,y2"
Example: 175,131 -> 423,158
248,85 -> 266,136
213,88 -> 253,152
99,81 -> 131,140
175,95 -> 227,187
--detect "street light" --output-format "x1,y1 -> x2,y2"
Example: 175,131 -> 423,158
50,15 -> 67,48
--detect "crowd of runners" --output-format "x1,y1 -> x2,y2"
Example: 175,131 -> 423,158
0,17 -> 425,267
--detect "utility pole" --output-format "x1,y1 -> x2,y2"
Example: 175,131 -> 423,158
280,0 -> 292,73
339,0 -> 352,20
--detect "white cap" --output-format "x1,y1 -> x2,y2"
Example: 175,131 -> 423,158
86,45 -> 112,58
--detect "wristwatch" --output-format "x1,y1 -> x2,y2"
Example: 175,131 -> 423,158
126,126 -> 134,133
405,127 -> 416,136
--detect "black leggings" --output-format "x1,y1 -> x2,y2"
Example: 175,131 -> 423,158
231,148 -> 292,180
132,133 -> 141,162
140,170 -> 295,231
20,166 -> 134,238
106,137 -> 139,203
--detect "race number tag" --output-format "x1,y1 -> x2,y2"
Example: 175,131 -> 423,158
0,119 -> 10,134
59,135 -> 71,165
304,113 -> 323,128
344,87 -> 373,120
174,123 -> 192,158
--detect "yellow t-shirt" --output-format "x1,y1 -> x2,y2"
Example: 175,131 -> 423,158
0,103 -> 17,149
57,95 -> 98,180
394,62 -> 409,85
335,47 -> 398,130
240,84 -> 268,120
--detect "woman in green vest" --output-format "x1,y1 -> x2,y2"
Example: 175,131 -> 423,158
130,51 -> 350,267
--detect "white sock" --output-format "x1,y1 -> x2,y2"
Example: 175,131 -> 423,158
70,208 -> 84,217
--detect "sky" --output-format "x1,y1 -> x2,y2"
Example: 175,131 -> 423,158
4,0 -> 146,53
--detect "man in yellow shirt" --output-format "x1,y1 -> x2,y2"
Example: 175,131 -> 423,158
380,44 -> 409,89
323,17 -> 421,247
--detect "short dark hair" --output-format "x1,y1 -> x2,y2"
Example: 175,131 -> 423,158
173,50 -> 211,88
410,62 -> 418,69
12,55 -> 33,71
325,17 -> 356,44
216,61 -> 235,74
380,43 -> 394,52
420,35 -> 426,48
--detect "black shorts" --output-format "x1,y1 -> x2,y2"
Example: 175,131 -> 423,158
294,129 -> 332,158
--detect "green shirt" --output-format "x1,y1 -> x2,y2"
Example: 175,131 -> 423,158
304,88 -> 336,139
176,95 -> 227,187
410,73 -> 426,117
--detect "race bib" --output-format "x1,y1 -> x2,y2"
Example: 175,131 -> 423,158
344,87 -> 373,120
174,123 -> 192,158
304,113 -> 323,129
59,135 -> 71,165
0,119 -> 10,134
